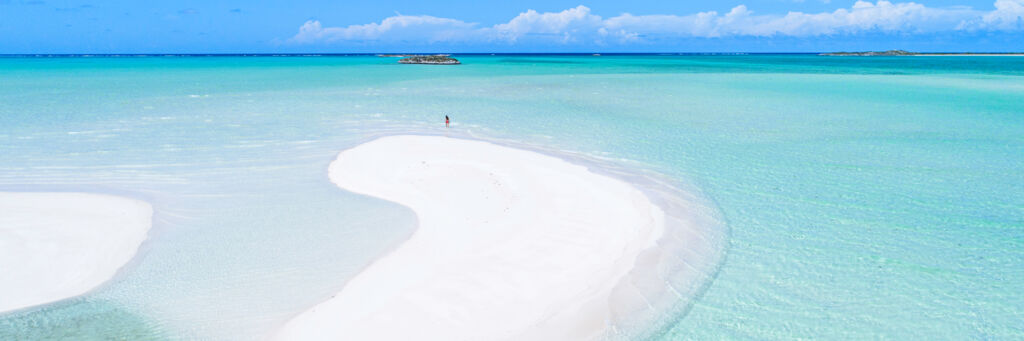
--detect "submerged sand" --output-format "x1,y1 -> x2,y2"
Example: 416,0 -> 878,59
0,192 -> 152,313
276,135 -> 668,340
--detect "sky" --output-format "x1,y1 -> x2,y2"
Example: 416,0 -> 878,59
0,0 -> 1022,53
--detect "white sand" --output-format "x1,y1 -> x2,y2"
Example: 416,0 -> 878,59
0,192 -> 152,313
276,135 -> 666,340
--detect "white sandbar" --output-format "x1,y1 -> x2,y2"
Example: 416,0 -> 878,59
276,135 -> 666,340
0,192 -> 152,313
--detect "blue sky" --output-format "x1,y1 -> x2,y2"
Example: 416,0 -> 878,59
1,0 -> 1021,53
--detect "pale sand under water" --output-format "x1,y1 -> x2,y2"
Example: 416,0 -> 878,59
275,135 -> 669,340
0,192 -> 152,313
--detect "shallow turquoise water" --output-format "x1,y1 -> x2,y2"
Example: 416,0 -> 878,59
1,55 -> 1022,339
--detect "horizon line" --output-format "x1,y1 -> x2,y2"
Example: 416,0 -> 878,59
4,51 -> 1024,57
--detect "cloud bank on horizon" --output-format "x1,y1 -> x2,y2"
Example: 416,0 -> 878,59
289,1 -> 1024,47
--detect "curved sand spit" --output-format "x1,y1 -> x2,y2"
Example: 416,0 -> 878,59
276,135 -> 670,340
0,192 -> 152,313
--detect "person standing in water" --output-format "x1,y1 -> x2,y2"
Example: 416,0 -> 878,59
445,115 -> 450,128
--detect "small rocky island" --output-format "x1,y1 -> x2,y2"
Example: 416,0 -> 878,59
396,55 -> 461,65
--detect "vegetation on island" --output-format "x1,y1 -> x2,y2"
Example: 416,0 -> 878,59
822,50 -> 1024,56
395,55 -> 461,65
820,50 -> 915,56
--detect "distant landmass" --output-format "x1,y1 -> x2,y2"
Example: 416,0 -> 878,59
376,54 -> 448,57
821,50 -> 915,56
822,50 -> 1024,56
378,54 -> 461,65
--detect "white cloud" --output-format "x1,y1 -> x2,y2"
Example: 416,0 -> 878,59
291,15 -> 478,44
696,1 -> 982,37
289,1 -> 1024,45
981,0 -> 1024,29
488,5 -> 603,43
602,12 -> 720,38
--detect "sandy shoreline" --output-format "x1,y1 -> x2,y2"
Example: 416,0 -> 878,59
0,192 -> 152,313
276,135 -> 671,340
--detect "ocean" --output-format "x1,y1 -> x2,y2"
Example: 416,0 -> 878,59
1,54 -> 1021,339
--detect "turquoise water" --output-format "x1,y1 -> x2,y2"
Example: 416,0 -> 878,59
1,55 -> 1022,339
